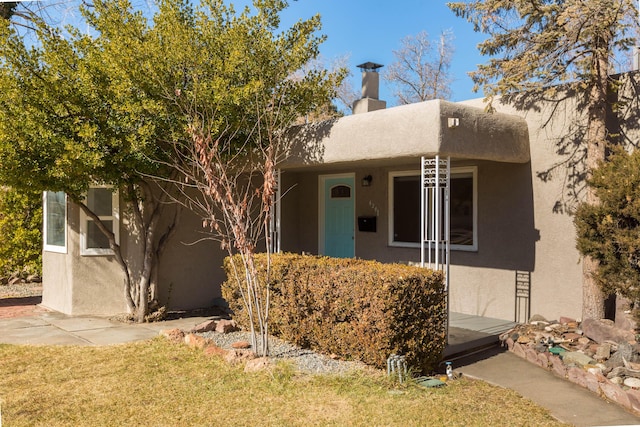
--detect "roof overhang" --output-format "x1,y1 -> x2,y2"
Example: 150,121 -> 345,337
281,99 -> 530,171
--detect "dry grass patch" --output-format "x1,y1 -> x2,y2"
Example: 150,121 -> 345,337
0,338 -> 566,426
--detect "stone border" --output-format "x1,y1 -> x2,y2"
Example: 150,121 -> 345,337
503,336 -> 640,415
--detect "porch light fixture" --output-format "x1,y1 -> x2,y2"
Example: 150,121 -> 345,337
362,175 -> 373,187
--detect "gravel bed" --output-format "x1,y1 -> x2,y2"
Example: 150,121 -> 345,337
200,330 -> 369,375
0,282 -> 42,299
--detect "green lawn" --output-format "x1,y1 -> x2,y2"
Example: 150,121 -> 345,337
0,338 -> 566,426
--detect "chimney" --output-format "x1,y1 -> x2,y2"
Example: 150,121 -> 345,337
352,62 -> 386,114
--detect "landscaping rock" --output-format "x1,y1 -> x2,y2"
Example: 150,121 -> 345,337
549,354 -> 567,378
562,351 -> 595,368
627,389 -> 640,413
582,318 -> 635,345
501,316 -> 640,416
224,349 -> 256,365
594,343 -> 612,361
184,333 -> 210,349
606,343 -> 638,369
526,348 -> 541,366
567,367 -> 587,388
215,319 -> 239,334
564,332 -> 582,341
601,381 -> 632,409
231,340 -> 251,349
610,376 -> 624,385
244,357 -> 271,373
513,342 -> 526,358
529,314 -> 548,323
624,377 -> 640,389
203,345 -> 228,358
607,366 -> 640,380
577,337 -> 591,346
160,328 -> 185,344
191,320 -> 217,333
585,372 -> 603,394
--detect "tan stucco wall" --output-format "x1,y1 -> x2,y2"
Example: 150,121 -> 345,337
42,193 -> 226,316
155,203 -> 227,310
42,201 -> 127,316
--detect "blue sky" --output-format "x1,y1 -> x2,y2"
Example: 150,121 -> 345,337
47,0 -> 489,105
276,0 -> 489,105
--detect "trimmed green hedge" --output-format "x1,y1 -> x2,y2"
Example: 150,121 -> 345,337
222,253 -> 446,373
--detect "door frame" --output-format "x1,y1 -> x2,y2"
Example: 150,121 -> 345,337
318,173 -> 356,256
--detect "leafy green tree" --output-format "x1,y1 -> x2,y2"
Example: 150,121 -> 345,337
0,187 -> 42,279
0,0 -> 186,321
0,0 -> 340,328
575,148 -> 640,308
448,0 -> 638,319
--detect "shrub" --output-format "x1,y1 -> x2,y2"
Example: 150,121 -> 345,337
222,253 -> 446,373
0,187 -> 42,278
575,147 -> 640,306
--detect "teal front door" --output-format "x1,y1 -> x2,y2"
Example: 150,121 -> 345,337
322,175 -> 355,258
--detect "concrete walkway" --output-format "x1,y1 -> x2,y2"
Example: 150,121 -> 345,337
455,348 -> 640,427
0,310 -> 639,426
0,310 -> 214,346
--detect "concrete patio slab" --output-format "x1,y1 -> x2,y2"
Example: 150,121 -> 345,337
45,316 -> 122,332
0,317 -> 50,330
73,326 -> 160,346
0,325 -> 89,345
449,312 -> 518,335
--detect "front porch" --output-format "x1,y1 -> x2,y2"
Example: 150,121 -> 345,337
445,312 -> 519,359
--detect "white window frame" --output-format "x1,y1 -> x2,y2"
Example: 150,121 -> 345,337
388,166 -> 477,251
43,191 -> 67,254
80,187 -> 119,256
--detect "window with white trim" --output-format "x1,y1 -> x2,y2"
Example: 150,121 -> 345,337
80,187 -> 119,256
388,167 -> 477,251
43,191 -> 67,253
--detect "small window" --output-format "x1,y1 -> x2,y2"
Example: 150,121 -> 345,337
330,185 -> 351,198
388,167 -> 477,251
43,191 -> 67,253
80,187 -> 119,256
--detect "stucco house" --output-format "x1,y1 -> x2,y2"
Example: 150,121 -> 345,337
41,66 -> 638,324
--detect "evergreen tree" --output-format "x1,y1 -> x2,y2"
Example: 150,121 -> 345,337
575,148 -> 640,308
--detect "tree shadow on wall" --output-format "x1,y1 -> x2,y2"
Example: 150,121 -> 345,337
500,72 -> 640,215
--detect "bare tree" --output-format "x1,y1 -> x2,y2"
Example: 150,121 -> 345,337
156,0 -> 341,356
331,54 -> 360,114
385,30 -> 454,104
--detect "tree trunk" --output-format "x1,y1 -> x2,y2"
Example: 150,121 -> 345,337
581,37 -> 610,321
